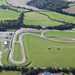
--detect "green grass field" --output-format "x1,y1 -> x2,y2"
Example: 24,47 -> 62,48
45,30 -> 75,38
0,41 -> 9,65
0,0 -> 6,5
0,7 -> 75,27
0,0 -> 75,27
24,11 -> 75,26
0,0 -> 20,20
14,42 -> 23,61
25,12 -> 62,26
0,9 -> 20,20
2,51 -> 9,65
1,0 -> 75,74
23,34 -> 75,68
42,11 -> 75,24
0,71 -> 20,75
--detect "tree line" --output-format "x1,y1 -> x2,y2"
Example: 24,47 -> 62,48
27,0 -> 71,11
0,12 -> 24,31
24,23 -> 75,30
0,65 -> 75,75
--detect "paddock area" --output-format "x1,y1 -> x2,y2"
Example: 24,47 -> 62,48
23,33 -> 75,68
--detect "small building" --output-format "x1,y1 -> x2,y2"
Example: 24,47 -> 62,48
4,41 -> 8,45
4,41 -> 10,48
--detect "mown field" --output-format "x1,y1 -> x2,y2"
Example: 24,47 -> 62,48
14,42 -> 23,61
1,1 -> 75,75
0,9 -> 20,20
0,41 -> 9,65
24,11 -> 75,26
25,12 -> 62,26
0,71 -> 20,75
45,30 -> 75,38
41,11 -> 75,24
0,0 -> 20,20
23,34 -> 75,68
0,0 -> 6,5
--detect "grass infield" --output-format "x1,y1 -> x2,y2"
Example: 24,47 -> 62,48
23,34 -> 75,68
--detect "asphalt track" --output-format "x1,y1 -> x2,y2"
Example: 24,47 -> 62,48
9,28 -> 42,64
9,28 -> 75,65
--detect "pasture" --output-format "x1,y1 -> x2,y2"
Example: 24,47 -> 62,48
0,71 -> 20,75
0,10 -> 20,20
45,30 -> 75,38
23,33 -> 75,68
24,11 -> 75,26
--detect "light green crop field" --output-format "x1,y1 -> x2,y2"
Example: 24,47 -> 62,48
24,11 -> 75,26
0,71 -> 20,75
0,0 -> 75,27
23,34 -> 75,68
0,0 -> 6,5
2,52 -> 9,65
0,41 -> 9,65
25,12 -> 62,26
45,30 -> 75,38
41,11 -> 75,24
0,10 -> 20,20
0,0 -> 20,20
14,42 -> 23,61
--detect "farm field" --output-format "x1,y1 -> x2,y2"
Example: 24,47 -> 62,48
0,0 -> 6,5
23,34 -> 75,68
1,0 -> 75,75
45,30 -> 75,38
1,0 -> 75,26
2,52 -> 9,65
0,71 -> 20,75
41,11 -> 75,24
25,12 -> 62,26
0,41 -> 9,65
0,9 -> 20,20
13,42 -> 23,61
24,11 -> 75,26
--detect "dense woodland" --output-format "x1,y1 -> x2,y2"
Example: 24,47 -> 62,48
0,65 -> 75,75
27,0 -> 71,11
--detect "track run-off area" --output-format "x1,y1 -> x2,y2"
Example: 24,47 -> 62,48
8,28 -> 75,65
